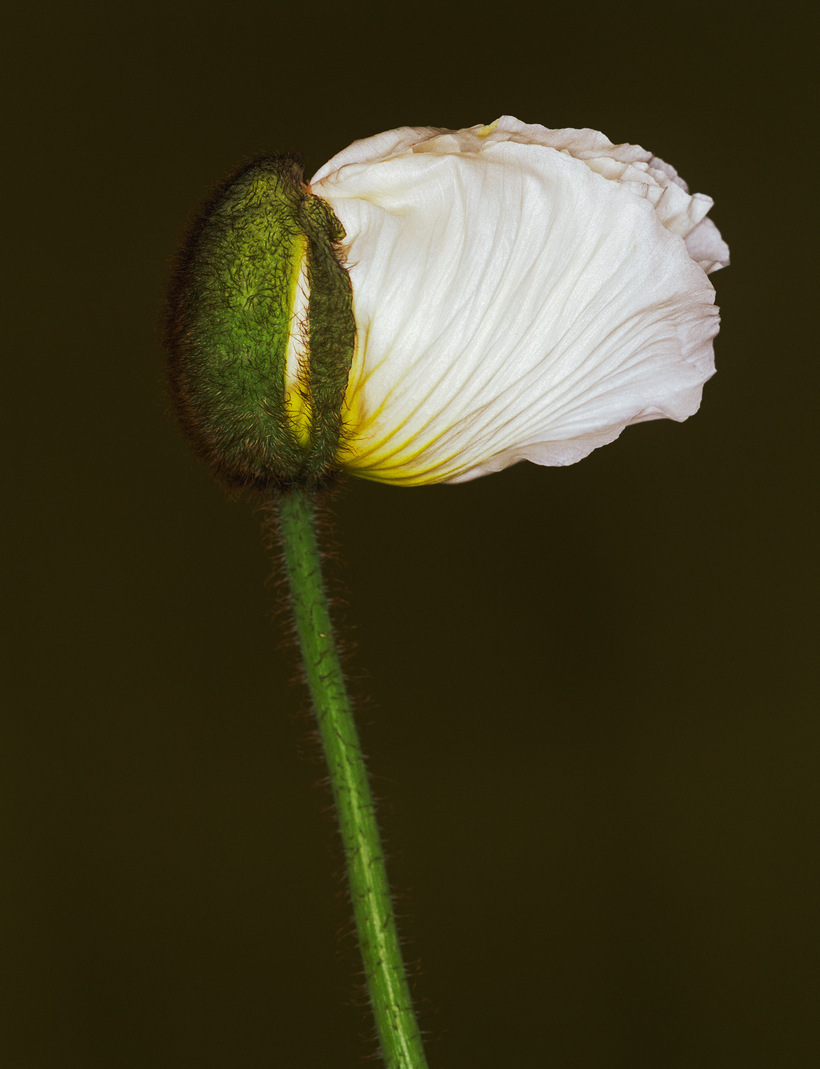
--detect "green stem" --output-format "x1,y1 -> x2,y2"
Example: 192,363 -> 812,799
275,486 -> 430,1069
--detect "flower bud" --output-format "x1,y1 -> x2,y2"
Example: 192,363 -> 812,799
165,155 -> 355,491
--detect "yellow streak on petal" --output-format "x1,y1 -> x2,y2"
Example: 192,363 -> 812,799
339,332 -> 468,484
476,119 -> 500,138
339,401 -> 465,485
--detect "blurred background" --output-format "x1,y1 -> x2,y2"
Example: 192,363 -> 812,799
5,2 -> 816,1066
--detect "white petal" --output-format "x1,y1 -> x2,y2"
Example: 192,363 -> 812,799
310,125 -> 445,182
311,122 -> 724,485
484,117 -> 730,273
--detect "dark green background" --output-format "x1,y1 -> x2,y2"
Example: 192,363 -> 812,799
6,2 -> 816,1066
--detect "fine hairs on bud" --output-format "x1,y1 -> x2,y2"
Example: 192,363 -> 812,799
164,155 -> 356,494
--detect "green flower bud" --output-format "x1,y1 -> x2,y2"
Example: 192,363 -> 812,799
165,155 -> 356,491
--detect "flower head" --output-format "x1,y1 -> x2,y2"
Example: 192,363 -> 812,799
166,118 -> 727,491
312,116 -> 728,485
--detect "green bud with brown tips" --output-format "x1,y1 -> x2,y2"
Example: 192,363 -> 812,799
165,154 -> 356,491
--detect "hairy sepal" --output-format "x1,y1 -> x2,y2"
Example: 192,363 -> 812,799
165,155 -> 355,492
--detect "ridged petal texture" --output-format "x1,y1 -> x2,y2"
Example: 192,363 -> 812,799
311,117 -> 728,484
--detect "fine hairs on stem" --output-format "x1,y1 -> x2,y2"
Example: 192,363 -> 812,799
270,485 -> 430,1069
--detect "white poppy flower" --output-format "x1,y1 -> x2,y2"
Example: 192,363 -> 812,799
310,116 -> 728,486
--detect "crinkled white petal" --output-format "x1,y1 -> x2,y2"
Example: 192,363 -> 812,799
311,118 -> 726,485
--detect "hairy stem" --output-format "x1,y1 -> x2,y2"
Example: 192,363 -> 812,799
274,486 -> 429,1069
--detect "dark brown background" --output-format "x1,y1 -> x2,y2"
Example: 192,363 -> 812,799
5,2 -> 816,1066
